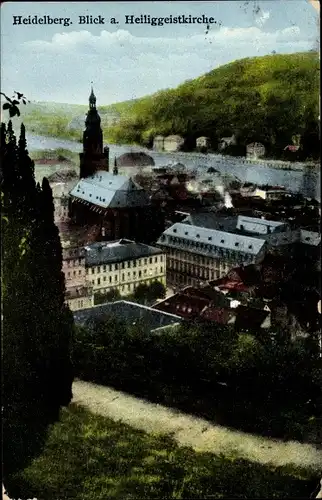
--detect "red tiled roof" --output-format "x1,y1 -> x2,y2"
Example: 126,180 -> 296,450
200,306 -> 236,324
217,281 -> 250,292
154,293 -> 210,318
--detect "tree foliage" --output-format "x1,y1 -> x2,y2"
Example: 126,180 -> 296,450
1,106 -> 74,498
73,317 -> 321,442
106,52 -> 319,158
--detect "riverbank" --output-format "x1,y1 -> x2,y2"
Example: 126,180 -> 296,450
25,133 -> 321,201
30,134 -> 319,172
30,147 -> 79,165
154,149 -> 319,172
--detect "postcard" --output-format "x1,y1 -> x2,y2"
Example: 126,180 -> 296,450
1,1 -> 321,499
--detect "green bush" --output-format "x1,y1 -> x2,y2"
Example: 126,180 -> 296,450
73,318 -> 322,442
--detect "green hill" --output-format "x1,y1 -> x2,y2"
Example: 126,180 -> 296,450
16,52 -> 319,158
105,51 -> 319,157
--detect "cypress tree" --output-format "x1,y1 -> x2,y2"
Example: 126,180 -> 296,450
2,121 -> 74,498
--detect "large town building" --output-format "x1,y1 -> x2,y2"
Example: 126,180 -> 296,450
84,238 -> 167,297
62,246 -> 94,311
68,87 -> 164,244
156,212 -> 307,289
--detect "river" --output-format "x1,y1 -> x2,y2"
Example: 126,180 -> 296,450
27,134 -> 321,201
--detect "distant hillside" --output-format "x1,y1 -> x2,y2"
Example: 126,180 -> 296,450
15,52 -> 319,158
19,101 -> 120,140
105,51 -> 319,158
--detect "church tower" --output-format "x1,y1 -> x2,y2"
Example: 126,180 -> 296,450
79,86 -> 109,179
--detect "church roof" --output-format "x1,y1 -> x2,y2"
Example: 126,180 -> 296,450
69,170 -> 150,208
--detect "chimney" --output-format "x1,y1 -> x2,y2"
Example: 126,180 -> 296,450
113,157 -> 118,176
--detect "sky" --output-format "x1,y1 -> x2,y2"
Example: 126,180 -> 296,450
1,1 -> 319,105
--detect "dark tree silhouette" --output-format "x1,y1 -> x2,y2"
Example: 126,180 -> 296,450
1,97 -> 74,499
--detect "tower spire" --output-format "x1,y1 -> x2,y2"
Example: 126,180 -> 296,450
89,82 -> 96,109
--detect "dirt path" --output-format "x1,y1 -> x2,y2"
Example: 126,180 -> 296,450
72,380 -> 322,470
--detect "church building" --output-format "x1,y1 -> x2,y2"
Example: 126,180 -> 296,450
69,87 -> 164,244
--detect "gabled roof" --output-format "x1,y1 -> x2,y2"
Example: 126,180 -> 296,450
84,239 -> 163,266
237,215 -> 286,230
183,213 -> 237,231
153,293 -> 210,318
200,306 -> 236,324
69,170 -> 150,208
73,300 -> 182,333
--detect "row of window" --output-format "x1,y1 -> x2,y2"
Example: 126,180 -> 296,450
92,267 -> 164,286
67,298 -> 86,310
87,255 -> 164,274
64,258 -> 84,267
66,269 -> 84,278
167,250 -> 220,267
166,248 -> 254,265
168,261 -> 227,279
162,238 -> 255,256
98,278 -> 161,294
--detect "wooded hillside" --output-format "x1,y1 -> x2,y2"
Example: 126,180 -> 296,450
106,51 -> 319,157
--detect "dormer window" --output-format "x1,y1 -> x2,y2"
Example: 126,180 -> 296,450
208,237 -> 212,241
173,228 -> 177,233
221,239 -> 225,243
235,242 -> 239,247
248,244 -> 253,249
185,231 -> 188,236
196,234 -> 200,238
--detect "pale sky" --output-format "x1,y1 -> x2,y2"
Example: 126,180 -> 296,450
1,1 -> 319,105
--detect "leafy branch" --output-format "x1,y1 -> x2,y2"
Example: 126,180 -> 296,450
1,91 -> 30,118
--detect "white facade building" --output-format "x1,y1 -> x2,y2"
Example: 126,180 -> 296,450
84,239 -> 167,296
156,213 -> 311,288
